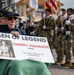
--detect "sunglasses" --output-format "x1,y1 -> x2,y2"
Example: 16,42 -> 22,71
7,17 -> 18,21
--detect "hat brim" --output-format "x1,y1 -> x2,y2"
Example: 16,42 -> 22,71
6,12 -> 19,17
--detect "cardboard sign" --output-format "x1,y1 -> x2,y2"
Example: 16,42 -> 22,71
0,33 -> 54,63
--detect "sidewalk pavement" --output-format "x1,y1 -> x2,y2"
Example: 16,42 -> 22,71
49,64 -> 74,75
48,49 -> 74,75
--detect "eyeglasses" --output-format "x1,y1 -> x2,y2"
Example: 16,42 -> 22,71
7,17 -> 18,21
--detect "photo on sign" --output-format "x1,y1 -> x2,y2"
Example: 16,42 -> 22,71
0,39 -> 15,57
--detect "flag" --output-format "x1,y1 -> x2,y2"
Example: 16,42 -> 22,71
45,0 -> 58,14
28,0 -> 38,23
45,0 -> 51,9
28,0 -> 38,11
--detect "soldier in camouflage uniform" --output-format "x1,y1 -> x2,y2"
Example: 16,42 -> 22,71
67,8 -> 74,68
70,19 -> 74,58
35,8 -> 55,49
55,9 -> 67,65
61,8 -> 74,68
35,9 -> 55,68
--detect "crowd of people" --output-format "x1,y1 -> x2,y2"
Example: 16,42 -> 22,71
19,8 -> 74,69
37,8 -> 74,69
34,8 -> 74,69
20,7 -> 74,69
0,5 -> 74,75
54,8 -> 74,68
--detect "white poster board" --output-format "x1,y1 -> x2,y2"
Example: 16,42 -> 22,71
0,33 -> 54,63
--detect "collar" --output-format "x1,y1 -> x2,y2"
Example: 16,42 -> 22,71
46,14 -> 53,18
68,14 -> 74,20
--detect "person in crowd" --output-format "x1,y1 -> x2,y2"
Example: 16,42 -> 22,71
0,7 -> 51,75
64,8 -> 74,68
18,18 -> 24,29
25,19 -> 35,36
34,8 -> 55,67
60,9 -> 67,21
0,10 -> 11,32
35,8 -> 55,49
54,8 -> 67,65
61,8 -> 74,68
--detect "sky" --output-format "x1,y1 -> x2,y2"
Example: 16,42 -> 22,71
15,0 -> 74,9
60,0 -> 74,9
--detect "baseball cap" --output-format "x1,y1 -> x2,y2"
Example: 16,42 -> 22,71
0,7 -> 19,17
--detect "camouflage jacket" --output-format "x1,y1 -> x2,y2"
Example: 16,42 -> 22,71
35,16 -> 55,39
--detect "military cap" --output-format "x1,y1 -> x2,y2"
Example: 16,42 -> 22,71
0,7 -> 19,17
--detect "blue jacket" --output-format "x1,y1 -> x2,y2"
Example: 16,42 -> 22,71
0,25 -> 26,35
